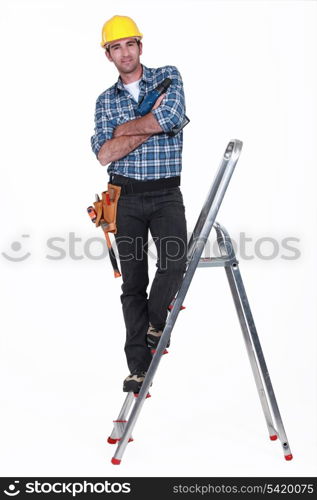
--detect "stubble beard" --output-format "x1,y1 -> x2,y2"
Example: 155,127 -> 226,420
117,59 -> 140,75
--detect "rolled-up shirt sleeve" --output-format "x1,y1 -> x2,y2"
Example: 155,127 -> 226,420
151,66 -> 185,133
90,96 -> 115,158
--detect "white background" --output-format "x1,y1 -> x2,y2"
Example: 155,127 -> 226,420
0,0 -> 316,478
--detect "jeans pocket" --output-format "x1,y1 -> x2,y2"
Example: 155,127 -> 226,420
163,187 -> 185,210
159,187 -> 181,196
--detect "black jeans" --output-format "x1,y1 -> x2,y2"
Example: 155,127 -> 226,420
114,184 -> 187,374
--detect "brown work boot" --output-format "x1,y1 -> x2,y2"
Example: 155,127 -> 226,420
123,372 -> 147,393
146,323 -> 170,349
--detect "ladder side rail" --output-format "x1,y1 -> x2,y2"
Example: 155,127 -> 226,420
216,223 -> 292,459
187,141 -> 242,261
215,224 -> 277,437
116,392 -> 135,421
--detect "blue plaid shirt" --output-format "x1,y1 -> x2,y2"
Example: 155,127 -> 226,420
90,65 -> 186,180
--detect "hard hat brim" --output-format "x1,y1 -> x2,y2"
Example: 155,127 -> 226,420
101,35 -> 143,49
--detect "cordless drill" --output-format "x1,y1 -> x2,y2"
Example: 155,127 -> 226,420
137,78 -> 190,136
137,77 -> 172,115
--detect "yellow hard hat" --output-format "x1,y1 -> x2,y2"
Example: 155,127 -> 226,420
100,15 -> 143,48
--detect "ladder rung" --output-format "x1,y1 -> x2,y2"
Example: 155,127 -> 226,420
198,256 -> 230,267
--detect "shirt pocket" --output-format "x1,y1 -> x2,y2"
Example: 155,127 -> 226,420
106,111 -> 130,127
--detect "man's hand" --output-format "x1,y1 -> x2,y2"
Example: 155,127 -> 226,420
152,93 -> 166,110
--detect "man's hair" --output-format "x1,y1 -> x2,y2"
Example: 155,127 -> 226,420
106,38 -> 141,53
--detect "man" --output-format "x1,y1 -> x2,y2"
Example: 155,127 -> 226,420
91,15 -> 187,393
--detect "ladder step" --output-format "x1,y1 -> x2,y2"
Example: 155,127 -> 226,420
198,257 -> 231,267
134,392 -> 151,398
107,437 -> 133,445
151,348 -> 168,355
168,304 -> 186,311
108,392 -> 151,447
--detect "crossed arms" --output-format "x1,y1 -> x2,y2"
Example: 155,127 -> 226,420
97,102 -> 164,166
91,67 -> 186,166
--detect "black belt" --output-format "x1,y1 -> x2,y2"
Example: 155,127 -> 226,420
109,174 -> 180,195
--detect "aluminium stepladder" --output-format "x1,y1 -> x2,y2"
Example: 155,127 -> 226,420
108,139 -> 292,465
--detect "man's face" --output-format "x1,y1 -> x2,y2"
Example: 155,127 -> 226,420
106,38 -> 142,75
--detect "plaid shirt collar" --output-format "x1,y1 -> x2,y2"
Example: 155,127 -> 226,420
115,64 -> 153,93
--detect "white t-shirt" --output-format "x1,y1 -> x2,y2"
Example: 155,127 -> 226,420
123,79 -> 141,103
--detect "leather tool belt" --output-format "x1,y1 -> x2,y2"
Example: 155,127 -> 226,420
93,183 -> 121,234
